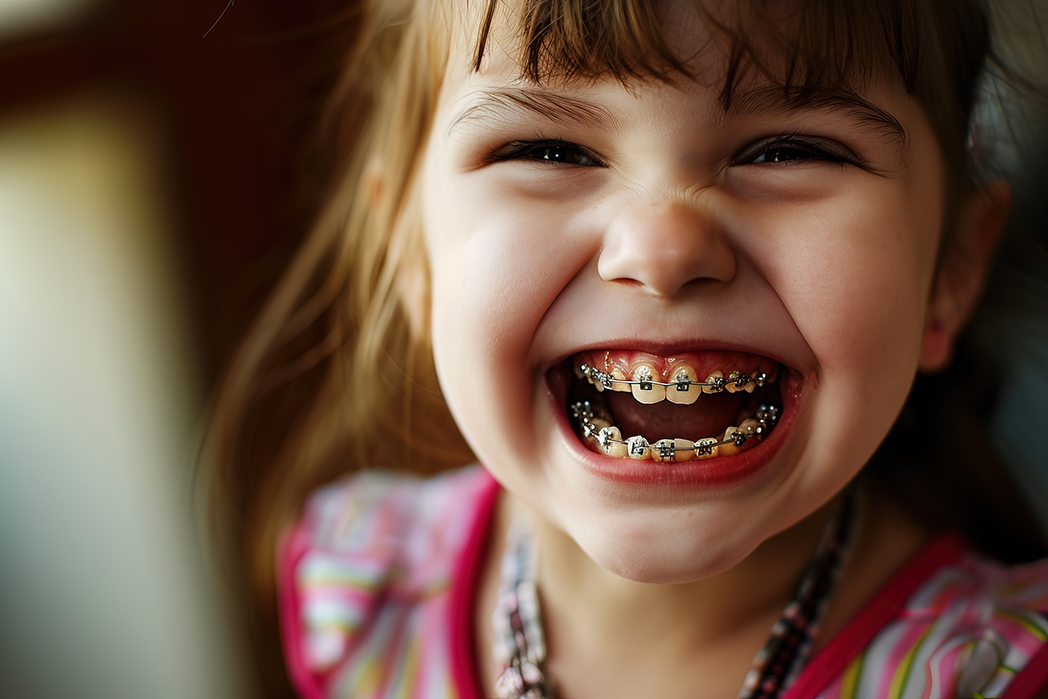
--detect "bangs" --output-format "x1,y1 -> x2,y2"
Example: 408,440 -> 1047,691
470,0 -> 980,111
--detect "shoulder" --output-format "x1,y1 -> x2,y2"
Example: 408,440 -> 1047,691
278,465 -> 497,699
290,465 -> 494,565
796,539 -> 1048,699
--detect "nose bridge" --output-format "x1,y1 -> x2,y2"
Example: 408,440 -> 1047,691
597,192 -> 736,297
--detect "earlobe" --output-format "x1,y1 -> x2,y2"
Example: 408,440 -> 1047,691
398,250 -> 430,340
391,189 -> 431,342
366,155 -> 385,207
919,180 -> 1011,371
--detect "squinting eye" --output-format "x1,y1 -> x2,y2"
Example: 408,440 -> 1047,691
491,140 -> 605,167
752,146 -> 825,163
735,136 -> 853,166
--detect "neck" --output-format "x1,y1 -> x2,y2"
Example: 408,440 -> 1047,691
535,499 -> 832,642
473,489 -> 927,699
536,499 -> 831,698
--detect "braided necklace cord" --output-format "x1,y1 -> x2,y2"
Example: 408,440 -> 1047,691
491,491 -> 858,699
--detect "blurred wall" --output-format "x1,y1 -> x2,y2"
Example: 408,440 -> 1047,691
0,1 -> 350,697
0,88 -> 249,699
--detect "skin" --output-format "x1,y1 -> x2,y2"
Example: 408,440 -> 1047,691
414,3 -> 1008,696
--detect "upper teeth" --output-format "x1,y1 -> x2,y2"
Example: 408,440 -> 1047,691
577,363 -> 769,403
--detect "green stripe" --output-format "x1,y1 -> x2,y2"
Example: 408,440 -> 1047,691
887,625 -> 933,699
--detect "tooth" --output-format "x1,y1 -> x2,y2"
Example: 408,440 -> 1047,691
626,435 -> 650,460
739,418 -> 760,436
667,366 -> 699,405
693,437 -> 719,459
651,439 -> 676,463
598,426 -> 628,458
583,417 -> 611,440
673,438 -> 694,462
631,364 -> 665,404
610,368 -> 630,392
726,371 -> 751,393
702,370 -> 724,394
719,426 -> 742,456
583,366 -> 605,391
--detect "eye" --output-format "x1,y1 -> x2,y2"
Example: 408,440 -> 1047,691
490,140 -> 605,167
734,136 -> 856,166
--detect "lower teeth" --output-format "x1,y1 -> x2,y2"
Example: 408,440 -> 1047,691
570,401 -> 780,462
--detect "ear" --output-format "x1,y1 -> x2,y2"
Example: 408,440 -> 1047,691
366,154 -> 385,207
390,186 -> 431,342
919,180 -> 1011,372
398,242 -> 430,341
366,153 -> 430,339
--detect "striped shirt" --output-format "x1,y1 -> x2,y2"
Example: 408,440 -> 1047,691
279,466 -> 1048,698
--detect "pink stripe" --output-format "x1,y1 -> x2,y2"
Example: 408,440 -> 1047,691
303,586 -> 376,613
278,526 -> 331,699
449,470 -> 501,699
992,613 -> 1048,657
1001,641 -> 1048,699
783,534 -> 966,699
879,619 -> 933,696
929,647 -> 958,699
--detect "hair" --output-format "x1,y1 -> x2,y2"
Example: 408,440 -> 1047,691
202,1 -> 1045,694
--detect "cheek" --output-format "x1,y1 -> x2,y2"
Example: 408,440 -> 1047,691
421,167 -> 588,460
757,185 -> 938,379
738,179 -> 942,468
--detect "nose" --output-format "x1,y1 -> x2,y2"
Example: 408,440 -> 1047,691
597,197 -> 736,297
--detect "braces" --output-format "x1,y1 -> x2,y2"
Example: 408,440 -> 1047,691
578,364 -> 768,393
570,400 -> 780,458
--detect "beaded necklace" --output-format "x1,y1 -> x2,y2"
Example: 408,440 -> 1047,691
491,492 -> 857,699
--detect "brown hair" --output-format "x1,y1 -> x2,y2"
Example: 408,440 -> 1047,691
203,1 -> 1026,694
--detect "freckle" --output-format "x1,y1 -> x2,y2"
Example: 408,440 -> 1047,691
688,512 -> 693,517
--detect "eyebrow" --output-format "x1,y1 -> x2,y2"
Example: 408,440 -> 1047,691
724,85 -> 908,146
446,83 -> 908,148
446,87 -> 621,137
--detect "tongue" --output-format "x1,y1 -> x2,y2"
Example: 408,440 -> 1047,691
605,391 -> 745,442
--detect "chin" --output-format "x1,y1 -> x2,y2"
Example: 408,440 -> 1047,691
566,505 -> 765,585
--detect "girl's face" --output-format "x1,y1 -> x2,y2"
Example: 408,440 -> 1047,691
419,5 -> 950,582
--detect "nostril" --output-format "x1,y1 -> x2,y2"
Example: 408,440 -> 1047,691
597,199 -> 737,296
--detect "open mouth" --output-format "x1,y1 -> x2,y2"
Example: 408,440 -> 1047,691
565,350 -> 782,463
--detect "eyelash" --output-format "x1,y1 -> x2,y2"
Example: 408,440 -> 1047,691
488,135 -> 859,169
488,140 -> 607,167
732,135 -> 858,167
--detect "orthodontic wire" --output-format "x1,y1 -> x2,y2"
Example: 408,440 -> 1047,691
570,400 -> 781,458
578,364 -> 769,392
572,365 -> 780,458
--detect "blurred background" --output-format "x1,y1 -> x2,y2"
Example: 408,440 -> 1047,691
0,1 -> 1044,698
0,1 -> 350,696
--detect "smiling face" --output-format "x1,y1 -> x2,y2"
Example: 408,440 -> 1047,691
418,2 -> 951,582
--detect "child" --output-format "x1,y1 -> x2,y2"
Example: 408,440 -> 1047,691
207,0 -> 1048,697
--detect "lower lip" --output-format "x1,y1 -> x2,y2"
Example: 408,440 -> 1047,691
548,369 -> 803,487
